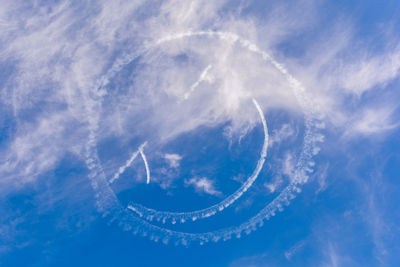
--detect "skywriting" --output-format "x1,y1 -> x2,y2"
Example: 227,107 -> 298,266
1,1 -> 400,266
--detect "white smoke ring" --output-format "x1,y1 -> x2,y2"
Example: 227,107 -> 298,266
85,31 -> 324,246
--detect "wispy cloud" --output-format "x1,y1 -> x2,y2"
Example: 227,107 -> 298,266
346,105 -> 399,136
0,0 -> 399,258
184,177 -> 222,197
164,153 -> 182,168
284,240 -> 306,261
268,123 -> 296,147
1,0 -> 399,190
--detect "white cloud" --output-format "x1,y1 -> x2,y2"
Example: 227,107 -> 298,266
322,242 -> 340,267
0,112 -> 85,190
346,105 -> 399,136
264,182 -> 278,193
268,123 -> 295,147
164,153 -> 182,168
0,0 -> 398,192
284,240 -> 306,261
0,0 -> 400,255
315,164 -> 329,195
283,153 -> 295,179
338,45 -> 400,95
184,177 -> 222,196
228,252 -> 270,267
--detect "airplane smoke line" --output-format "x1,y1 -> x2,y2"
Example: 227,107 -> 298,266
109,142 -> 147,184
117,117 -> 322,246
85,116 -> 311,247
183,64 -> 212,100
86,118 -> 320,247
85,31 -> 325,247
139,147 -> 151,184
122,183 -> 299,246
127,97 -> 269,224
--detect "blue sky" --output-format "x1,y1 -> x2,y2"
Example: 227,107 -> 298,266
1,1 -> 400,266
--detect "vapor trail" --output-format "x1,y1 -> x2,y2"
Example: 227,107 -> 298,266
183,64 -> 212,100
139,146 -> 151,184
109,142 -> 147,184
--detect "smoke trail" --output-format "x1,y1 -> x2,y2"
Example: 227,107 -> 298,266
85,113 -> 316,246
183,64 -> 213,100
127,97 -> 268,224
139,146 -> 151,184
87,117 -> 322,246
155,31 -> 323,116
85,31 -> 325,246
109,142 -> 147,184
116,116 -> 323,246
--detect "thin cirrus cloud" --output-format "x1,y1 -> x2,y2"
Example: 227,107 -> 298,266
1,0 -> 398,190
184,176 -> 222,197
0,0 -> 399,264
163,153 -> 183,168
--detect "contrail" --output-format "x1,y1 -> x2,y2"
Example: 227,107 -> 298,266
109,142 -> 147,184
183,64 -> 212,100
139,146 -> 151,184
85,30 -> 324,247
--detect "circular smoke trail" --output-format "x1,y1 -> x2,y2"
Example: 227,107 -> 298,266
85,31 -> 325,246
